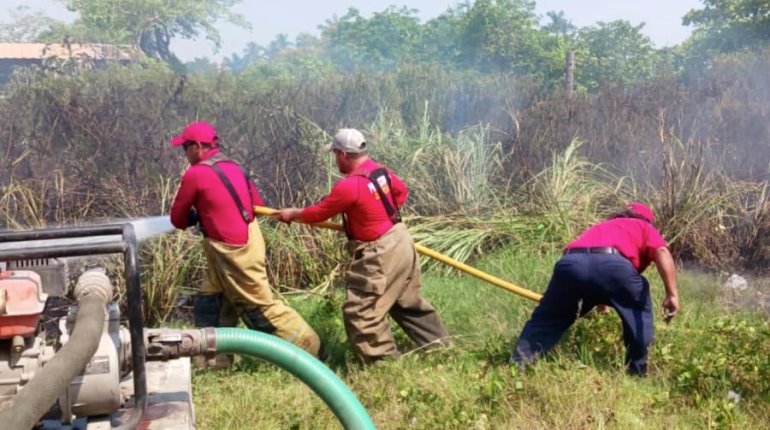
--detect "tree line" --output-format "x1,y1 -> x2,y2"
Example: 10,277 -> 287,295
0,1 -> 767,92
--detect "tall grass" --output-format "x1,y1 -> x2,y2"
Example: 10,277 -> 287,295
650,136 -> 736,265
516,138 -> 623,244
728,182 -> 770,269
3,53 -> 770,274
2,47 -> 770,326
261,220 -> 345,294
193,247 -> 770,429
409,138 -> 624,269
0,180 -> 46,229
2,50 -> 770,429
137,231 -> 204,324
367,107 -> 509,215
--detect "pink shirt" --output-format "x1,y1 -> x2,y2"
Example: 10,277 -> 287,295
566,217 -> 667,273
300,159 -> 408,242
170,149 -> 264,245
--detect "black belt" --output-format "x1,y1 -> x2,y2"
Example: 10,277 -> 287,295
564,247 -> 619,255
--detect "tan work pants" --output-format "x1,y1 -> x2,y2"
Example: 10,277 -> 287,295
201,222 -> 321,356
344,223 -> 450,363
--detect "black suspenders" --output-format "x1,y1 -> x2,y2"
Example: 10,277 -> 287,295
208,163 -> 252,224
342,167 -> 402,239
368,168 -> 402,224
200,154 -> 253,224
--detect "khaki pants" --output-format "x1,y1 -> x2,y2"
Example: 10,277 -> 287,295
200,222 -> 321,357
343,223 -> 450,363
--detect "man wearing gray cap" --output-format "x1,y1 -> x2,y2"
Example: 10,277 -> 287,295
277,128 -> 450,364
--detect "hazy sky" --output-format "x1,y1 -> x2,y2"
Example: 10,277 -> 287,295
3,0 -> 704,61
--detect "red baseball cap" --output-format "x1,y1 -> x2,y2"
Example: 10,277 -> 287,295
627,201 -> 655,223
170,121 -> 218,147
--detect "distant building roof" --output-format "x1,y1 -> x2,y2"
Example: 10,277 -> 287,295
0,43 -> 135,61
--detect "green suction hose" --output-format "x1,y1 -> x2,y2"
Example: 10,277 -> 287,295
212,328 -> 376,430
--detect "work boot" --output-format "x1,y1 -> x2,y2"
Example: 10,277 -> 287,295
241,307 -> 278,334
193,294 -> 223,327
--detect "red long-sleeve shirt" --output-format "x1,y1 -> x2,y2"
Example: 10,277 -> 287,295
170,149 -> 264,245
300,159 -> 408,241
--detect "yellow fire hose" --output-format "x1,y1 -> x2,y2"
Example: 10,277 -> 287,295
254,206 -> 542,302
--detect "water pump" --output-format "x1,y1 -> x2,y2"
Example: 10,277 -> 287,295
0,224 -> 194,430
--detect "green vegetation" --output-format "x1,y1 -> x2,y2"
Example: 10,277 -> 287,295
0,1 -> 761,90
3,62 -> 770,320
1,1 -> 769,428
684,0 -> 770,59
193,248 -> 770,429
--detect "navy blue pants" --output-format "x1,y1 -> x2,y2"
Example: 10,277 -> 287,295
510,253 -> 653,375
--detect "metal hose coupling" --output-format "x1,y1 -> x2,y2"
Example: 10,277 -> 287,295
145,327 -> 217,361
73,267 -> 114,303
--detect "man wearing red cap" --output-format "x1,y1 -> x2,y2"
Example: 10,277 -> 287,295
510,202 -> 679,376
169,121 -> 322,358
276,128 -> 450,364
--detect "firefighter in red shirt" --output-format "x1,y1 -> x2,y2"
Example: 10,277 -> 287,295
510,202 -> 679,376
169,121 -> 321,358
277,128 -> 450,364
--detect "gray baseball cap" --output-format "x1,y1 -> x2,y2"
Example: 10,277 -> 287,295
324,128 -> 367,153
